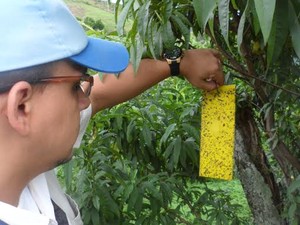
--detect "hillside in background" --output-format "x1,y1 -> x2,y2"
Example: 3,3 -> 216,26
64,0 -> 118,32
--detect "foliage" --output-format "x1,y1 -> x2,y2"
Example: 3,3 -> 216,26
284,175 -> 300,225
83,16 -> 105,30
61,78 -> 251,224
114,0 -> 300,223
61,0 -> 300,223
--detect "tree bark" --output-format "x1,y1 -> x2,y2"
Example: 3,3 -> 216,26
235,107 -> 283,225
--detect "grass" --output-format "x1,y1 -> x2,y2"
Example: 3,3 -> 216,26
64,0 -> 131,33
174,179 -> 253,224
205,179 -> 253,222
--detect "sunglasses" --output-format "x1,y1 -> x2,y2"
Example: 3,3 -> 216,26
38,73 -> 94,97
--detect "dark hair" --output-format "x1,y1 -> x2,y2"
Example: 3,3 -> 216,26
0,62 -> 55,93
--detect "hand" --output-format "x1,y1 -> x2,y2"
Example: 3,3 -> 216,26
180,49 -> 224,91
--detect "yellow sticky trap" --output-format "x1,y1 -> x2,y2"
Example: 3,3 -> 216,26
199,85 -> 236,180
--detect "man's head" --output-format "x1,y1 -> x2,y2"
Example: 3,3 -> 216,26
0,0 -> 129,74
0,0 -> 129,176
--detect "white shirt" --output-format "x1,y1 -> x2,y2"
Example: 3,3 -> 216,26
0,105 -> 92,225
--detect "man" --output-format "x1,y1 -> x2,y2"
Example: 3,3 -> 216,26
0,0 -> 224,224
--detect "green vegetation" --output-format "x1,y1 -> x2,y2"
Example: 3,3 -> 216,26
60,0 -> 300,224
64,0 -> 117,32
59,1 -> 254,224
59,77 -> 252,224
84,17 -> 105,31
204,179 -> 251,222
114,0 -> 300,224
64,0 -> 132,33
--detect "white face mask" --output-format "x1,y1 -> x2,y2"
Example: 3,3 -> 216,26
73,105 -> 92,149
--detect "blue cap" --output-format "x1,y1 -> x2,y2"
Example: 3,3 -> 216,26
0,0 -> 129,73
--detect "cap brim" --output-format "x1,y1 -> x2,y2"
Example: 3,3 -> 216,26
70,37 -> 129,73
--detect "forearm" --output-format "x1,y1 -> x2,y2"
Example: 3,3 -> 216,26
89,48 -> 224,116
90,58 -> 170,115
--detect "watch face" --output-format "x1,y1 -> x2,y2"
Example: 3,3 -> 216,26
164,47 -> 182,60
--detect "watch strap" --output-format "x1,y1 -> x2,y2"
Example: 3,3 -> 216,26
169,60 -> 180,76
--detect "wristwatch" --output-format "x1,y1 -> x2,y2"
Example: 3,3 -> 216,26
163,47 -> 183,76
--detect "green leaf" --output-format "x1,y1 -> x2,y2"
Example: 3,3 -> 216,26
91,209 -> 100,225
251,3 -> 261,36
147,181 -> 162,201
179,144 -> 187,168
123,183 -> 134,201
127,17 -> 138,42
288,203 -> 297,220
63,160 -> 73,191
130,37 -> 144,73
237,1 -> 249,54
184,140 -> 199,165
170,13 -> 191,46
126,120 -> 136,143
98,186 -> 120,219
142,124 -> 152,148
140,107 -> 155,125
162,21 -> 176,49
147,17 -> 157,58
160,123 -> 176,146
174,11 -> 192,49
115,114 -> 123,130
163,0 -> 173,23
231,0 -> 238,10
116,0 -> 135,35
135,190 -> 144,216
137,1 -> 150,39
289,0 -> 300,60
267,0 -> 289,66
92,195 -> 100,210
148,19 -> 163,58
164,140 -> 175,159
115,0 -> 122,24
127,187 -> 138,211
82,209 -> 91,225
97,72 -> 104,80
172,136 -> 182,167
253,0 -> 276,45
193,0 -> 217,31
181,123 -> 199,141
218,0 -> 230,46
160,182 -> 172,207
287,175 -> 300,195
179,107 -> 195,120
208,17 -> 215,41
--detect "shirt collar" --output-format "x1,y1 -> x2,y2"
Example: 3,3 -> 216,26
0,201 -> 57,225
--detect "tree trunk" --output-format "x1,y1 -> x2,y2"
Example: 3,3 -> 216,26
235,107 -> 284,225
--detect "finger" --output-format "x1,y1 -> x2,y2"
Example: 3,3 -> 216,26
213,69 -> 225,86
211,58 -> 224,86
205,74 -> 215,82
195,79 -> 219,91
210,50 -> 224,71
210,49 -> 222,60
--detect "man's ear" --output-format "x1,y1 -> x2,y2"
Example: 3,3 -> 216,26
6,81 -> 33,136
